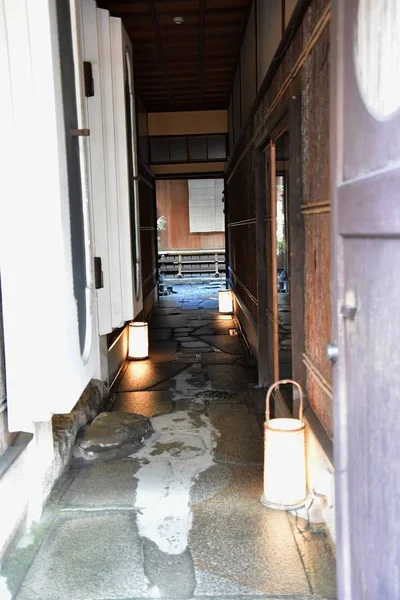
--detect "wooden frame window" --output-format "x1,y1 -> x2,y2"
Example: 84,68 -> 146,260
149,134 -> 228,165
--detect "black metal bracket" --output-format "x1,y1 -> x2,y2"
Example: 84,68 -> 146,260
83,61 -> 94,97
94,257 -> 104,289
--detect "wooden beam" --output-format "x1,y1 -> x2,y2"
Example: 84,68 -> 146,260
148,0 -> 174,109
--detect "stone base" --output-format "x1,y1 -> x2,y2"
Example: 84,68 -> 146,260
52,380 -> 107,470
71,412 -> 153,467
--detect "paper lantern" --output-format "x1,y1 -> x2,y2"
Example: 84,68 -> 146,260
218,289 -> 233,314
260,379 -> 306,510
128,321 -> 149,360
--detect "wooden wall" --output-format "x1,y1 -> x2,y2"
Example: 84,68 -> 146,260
302,10 -> 331,436
148,110 -> 228,136
226,0 -> 333,437
138,163 -> 158,318
156,180 -> 225,251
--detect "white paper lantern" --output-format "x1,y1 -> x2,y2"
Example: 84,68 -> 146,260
260,379 -> 306,510
128,321 -> 149,360
218,289 -> 233,314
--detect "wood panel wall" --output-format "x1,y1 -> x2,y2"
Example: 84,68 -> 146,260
302,14 -> 332,436
226,0 -> 333,437
138,163 -> 157,317
156,179 -> 225,251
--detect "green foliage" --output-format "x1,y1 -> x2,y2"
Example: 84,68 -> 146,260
157,215 -> 167,251
157,215 -> 167,231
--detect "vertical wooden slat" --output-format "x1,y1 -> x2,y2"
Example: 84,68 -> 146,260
270,140 -> 279,381
289,94 -> 306,400
255,145 -> 269,386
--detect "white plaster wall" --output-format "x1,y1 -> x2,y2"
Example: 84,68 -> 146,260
0,0 -> 109,558
304,419 -> 336,542
0,423 -> 65,558
0,0 -> 102,433
0,448 -> 30,557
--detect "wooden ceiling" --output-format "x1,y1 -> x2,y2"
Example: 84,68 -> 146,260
97,0 -> 253,112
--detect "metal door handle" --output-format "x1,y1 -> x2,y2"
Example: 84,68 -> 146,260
326,343 -> 339,362
340,304 -> 357,320
71,128 -> 90,137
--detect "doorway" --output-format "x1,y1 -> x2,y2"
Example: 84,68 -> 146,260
264,122 -> 293,409
275,133 -> 292,382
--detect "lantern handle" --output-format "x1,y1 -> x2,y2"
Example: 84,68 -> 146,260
265,379 -> 304,425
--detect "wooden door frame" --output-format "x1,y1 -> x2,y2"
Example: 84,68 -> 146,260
270,118 -> 289,383
255,108 -> 288,387
255,98 -> 305,398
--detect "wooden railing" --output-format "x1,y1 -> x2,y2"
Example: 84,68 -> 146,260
159,249 -> 226,278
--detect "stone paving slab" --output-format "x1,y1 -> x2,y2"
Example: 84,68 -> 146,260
154,308 -> 182,316
150,365 -> 212,396
199,352 -> 239,365
188,319 -> 213,328
175,398 -> 205,412
71,412 -> 153,468
207,364 -> 258,391
175,327 -> 195,334
16,512 -> 149,600
142,539 -> 196,599
208,404 -> 263,465
192,320 -> 236,336
158,298 -> 182,308
118,363 -> 187,392
190,464 -> 233,507
151,315 -> 192,329
147,341 -> 179,362
180,346 -> 214,354
189,468 -> 311,597
181,341 -> 210,349
2,285 -> 336,600
199,335 -> 244,355
191,595 -> 333,600
193,390 -> 245,404
173,353 -> 202,364
193,569 -> 266,597
113,391 -> 173,418
286,513 -> 337,598
198,299 -> 218,310
149,328 -> 173,341
60,460 -> 140,511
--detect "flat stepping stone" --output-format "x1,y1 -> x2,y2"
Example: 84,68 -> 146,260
181,341 -> 210,348
207,364 -> 258,391
118,362 -> 187,391
199,334 -> 244,355
71,412 -> 153,467
113,391 -> 173,418
194,390 -> 245,404
15,512 -> 148,599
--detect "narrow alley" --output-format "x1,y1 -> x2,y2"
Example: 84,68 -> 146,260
2,0 -> 400,597
1,285 -> 335,600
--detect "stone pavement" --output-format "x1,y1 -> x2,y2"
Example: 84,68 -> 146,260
0,284 -> 336,600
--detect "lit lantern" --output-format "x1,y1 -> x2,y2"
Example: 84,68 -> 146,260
218,289 -> 233,314
128,321 -> 149,360
260,379 -> 306,510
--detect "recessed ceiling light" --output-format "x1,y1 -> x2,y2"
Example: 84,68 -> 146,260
173,16 -> 184,25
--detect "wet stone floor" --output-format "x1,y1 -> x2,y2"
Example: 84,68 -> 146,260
1,284 -> 336,600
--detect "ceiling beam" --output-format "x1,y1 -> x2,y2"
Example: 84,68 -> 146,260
199,0 -> 205,103
148,0 -> 174,109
